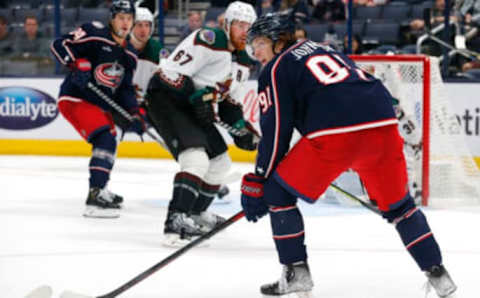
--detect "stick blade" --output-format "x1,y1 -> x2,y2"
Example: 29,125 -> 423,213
59,290 -> 95,298
25,285 -> 53,298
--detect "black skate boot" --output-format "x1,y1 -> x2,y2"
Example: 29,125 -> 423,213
83,187 -> 121,218
190,211 -> 226,233
163,211 -> 205,247
103,188 -> 124,206
425,265 -> 457,298
261,261 -> 314,297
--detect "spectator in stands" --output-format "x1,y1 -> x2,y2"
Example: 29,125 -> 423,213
295,27 -> 307,40
0,15 -> 14,57
13,15 -> 50,59
407,0 -> 457,55
179,11 -> 203,41
459,0 -> 480,25
458,0 -> 480,59
217,12 -> 225,28
352,0 -> 388,7
409,0 -> 457,33
311,0 -> 345,22
343,34 -> 364,54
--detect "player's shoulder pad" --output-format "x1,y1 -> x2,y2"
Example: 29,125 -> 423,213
194,27 -> 228,51
234,50 -> 254,67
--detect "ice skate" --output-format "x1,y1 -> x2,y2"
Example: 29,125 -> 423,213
103,188 -> 124,206
162,212 -> 205,247
261,261 -> 314,297
425,265 -> 457,298
191,211 -> 226,233
83,187 -> 121,218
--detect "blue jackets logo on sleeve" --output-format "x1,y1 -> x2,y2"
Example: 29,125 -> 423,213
0,87 -> 59,130
94,62 -> 125,91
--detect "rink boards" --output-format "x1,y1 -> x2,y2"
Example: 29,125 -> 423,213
1,77 -> 480,166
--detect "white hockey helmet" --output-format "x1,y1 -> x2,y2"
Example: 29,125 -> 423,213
135,7 -> 154,37
223,1 -> 257,38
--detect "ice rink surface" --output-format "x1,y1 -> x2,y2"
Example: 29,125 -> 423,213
1,155 -> 479,298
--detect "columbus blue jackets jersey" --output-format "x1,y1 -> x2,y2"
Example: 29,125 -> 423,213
255,40 -> 398,177
51,22 -> 138,112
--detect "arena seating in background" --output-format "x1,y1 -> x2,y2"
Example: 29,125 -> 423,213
205,6 -> 224,23
76,8 -> 109,26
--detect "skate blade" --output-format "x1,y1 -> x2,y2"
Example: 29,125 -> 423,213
262,291 -> 314,298
83,206 -> 120,218
25,285 -> 52,298
162,234 -> 209,248
212,197 -> 232,205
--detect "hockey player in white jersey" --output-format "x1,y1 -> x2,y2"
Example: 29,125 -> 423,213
392,97 -> 423,203
130,7 -> 165,101
144,1 -> 259,246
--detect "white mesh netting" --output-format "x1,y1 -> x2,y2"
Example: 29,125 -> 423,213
354,56 -> 480,207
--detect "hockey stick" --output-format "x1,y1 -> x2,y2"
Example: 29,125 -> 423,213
86,82 -> 169,150
59,211 -> 245,298
329,183 -> 381,215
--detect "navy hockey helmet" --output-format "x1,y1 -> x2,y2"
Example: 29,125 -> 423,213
110,0 -> 136,19
247,11 -> 296,45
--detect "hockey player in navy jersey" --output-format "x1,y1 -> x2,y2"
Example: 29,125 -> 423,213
51,0 -> 144,218
241,12 -> 457,298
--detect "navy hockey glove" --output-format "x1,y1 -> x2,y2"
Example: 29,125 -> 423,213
69,58 -> 92,89
189,87 -> 218,128
233,121 -> 260,151
241,173 -> 268,222
126,107 -> 146,138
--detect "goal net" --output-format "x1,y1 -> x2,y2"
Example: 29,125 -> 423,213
351,55 -> 480,207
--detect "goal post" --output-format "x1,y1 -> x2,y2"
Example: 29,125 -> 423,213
350,55 -> 480,207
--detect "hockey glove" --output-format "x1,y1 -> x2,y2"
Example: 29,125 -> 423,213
126,107 -> 147,139
233,121 -> 260,151
69,58 -> 92,89
189,87 -> 218,128
241,173 -> 268,222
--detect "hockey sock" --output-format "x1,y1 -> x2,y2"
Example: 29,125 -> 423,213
269,205 -> 307,265
263,177 -> 307,264
383,198 -> 442,271
191,182 -> 220,214
168,171 -> 202,214
88,130 -> 116,189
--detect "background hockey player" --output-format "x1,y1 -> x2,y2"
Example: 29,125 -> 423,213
145,1 -> 259,246
51,0 -> 145,218
240,12 -> 457,298
392,96 -> 423,202
130,6 -> 165,102
112,6 -> 164,136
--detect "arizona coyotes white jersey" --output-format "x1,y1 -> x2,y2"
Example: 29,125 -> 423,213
159,27 -> 251,94
132,38 -> 164,101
